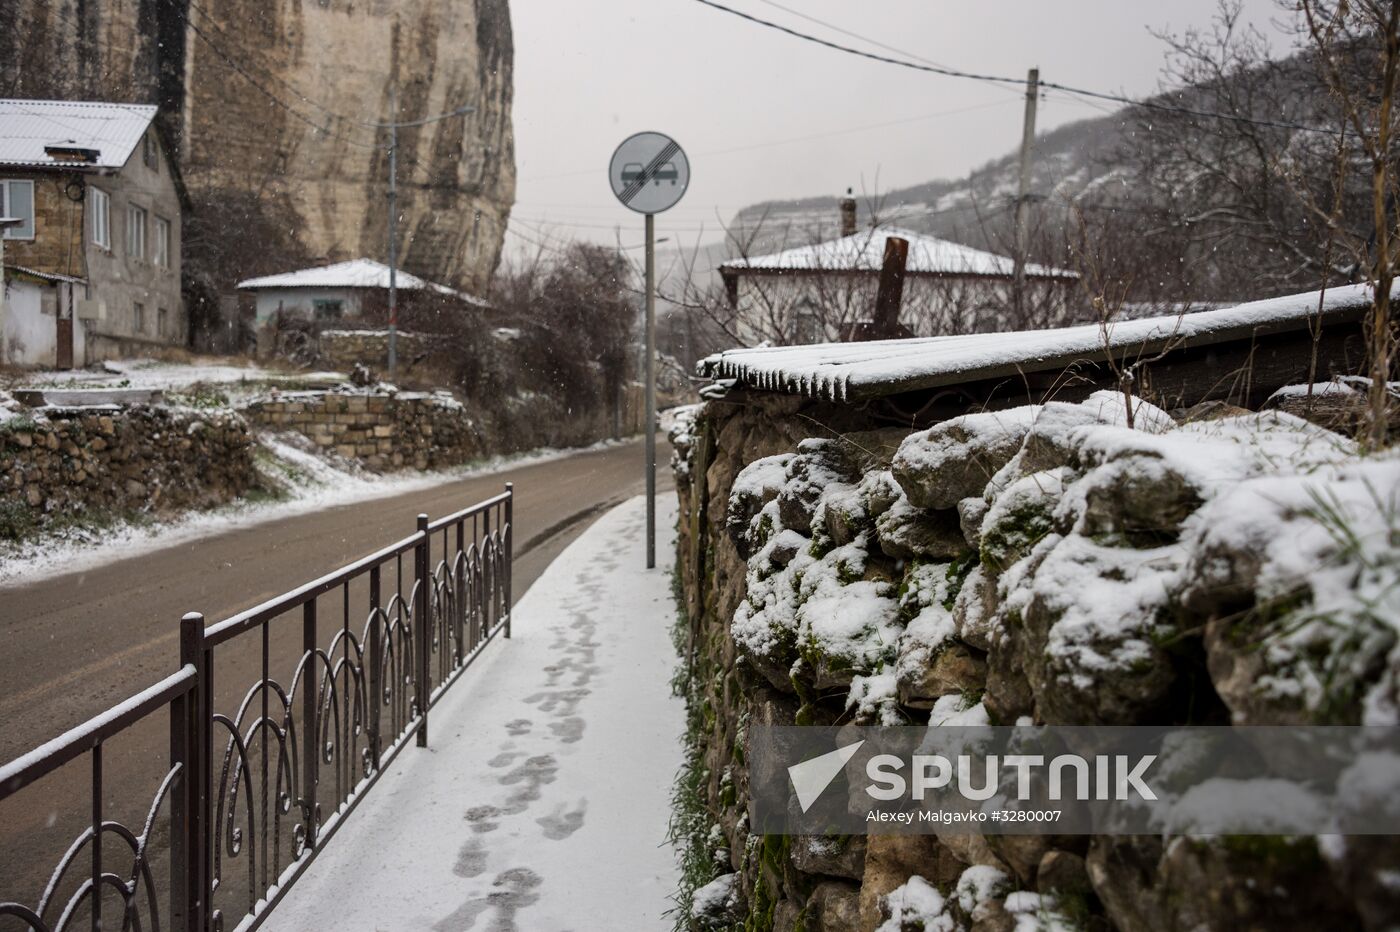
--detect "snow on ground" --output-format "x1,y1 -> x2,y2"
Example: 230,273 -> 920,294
262,495 -> 684,932
5,357 -> 344,402
0,440 -> 625,588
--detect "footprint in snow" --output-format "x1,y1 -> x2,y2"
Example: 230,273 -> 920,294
536,800 -> 587,840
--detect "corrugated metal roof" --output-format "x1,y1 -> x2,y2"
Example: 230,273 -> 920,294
699,282 -> 1384,402
5,264 -> 87,285
237,259 -> 490,307
719,227 -> 1077,280
0,99 -> 157,170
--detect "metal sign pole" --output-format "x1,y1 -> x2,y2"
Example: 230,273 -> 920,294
606,130 -> 688,571
644,211 -> 657,569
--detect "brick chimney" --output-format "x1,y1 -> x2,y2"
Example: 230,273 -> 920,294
839,188 -> 857,237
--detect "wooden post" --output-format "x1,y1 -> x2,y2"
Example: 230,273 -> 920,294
869,236 -> 909,340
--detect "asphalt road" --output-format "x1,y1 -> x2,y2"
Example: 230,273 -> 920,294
0,438 -> 673,918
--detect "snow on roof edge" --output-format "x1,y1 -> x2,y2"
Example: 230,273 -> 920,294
699,281 -> 1388,402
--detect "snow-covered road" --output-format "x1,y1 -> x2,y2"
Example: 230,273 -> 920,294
262,495 -> 685,931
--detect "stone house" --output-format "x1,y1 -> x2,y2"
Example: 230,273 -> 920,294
718,201 -> 1080,346
0,99 -> 188,368
238,258 -> 492,368
238,258 -> 489,327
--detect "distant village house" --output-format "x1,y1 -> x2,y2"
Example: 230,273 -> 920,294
0,100 -> 187,368
237,258 -> 490,369
718,195 -> 1080,346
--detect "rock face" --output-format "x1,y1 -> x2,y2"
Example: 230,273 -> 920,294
1,0 -> 515,293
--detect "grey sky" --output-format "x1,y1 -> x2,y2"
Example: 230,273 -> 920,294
507,0 -> 1293,261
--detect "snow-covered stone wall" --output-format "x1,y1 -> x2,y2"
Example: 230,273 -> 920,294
242,389 -> 482,472
671,387 -> 1399,931
0,405 -> 253,538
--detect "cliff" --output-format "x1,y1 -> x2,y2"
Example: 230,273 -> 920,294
0,0 -> 515,293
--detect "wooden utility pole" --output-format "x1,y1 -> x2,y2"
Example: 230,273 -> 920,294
1012,67 -> 1040,321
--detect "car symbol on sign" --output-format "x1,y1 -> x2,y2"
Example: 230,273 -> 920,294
621,161 -> 680,186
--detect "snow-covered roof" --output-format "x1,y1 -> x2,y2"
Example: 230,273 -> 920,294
0,99 -> 158,170
719,227 -> 1077,280
237,259 -> 489,307
700,282 -> 1387,402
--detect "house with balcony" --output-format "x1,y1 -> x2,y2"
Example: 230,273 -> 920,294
0,99 -> 188,368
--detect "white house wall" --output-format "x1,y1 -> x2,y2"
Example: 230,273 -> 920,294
3,278 -> 53,366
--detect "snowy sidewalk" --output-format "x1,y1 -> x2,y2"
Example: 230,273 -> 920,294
264,496 -> 684,931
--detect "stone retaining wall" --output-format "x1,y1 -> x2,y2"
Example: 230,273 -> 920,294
0,406 -> 254,537
317,330 -> 433,373
242,390 -> 481,471
670,387 -> 1397,932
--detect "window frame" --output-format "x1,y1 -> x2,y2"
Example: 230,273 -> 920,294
126,204 -> 147,261
153,215 -> 170,268
312,298 -> 345,322
0,179 -> 36,240
90,187 -> 111,250
143,134 -> 159,172
133,301 -> 145,335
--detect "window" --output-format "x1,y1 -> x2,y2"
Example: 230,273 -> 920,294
0,179 -> 35,239
126,205 -> 147,260
157,307 -> 169,337
143,134 -> 159,172
90,188 -> 110,249
133,302 -> 145,334
313,299 -> 344,321
154,216 -> 170,268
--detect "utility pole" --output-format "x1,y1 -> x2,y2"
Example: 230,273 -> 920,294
1012,67 -> 1039,322
644,211 -> 657,569
387,84 -> 399,377
378,95 -> 474,378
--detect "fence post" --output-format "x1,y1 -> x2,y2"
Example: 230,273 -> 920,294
483,505 -> 493,635
301,601 -> 319,851
368,567 -> 382,771
504,484 -> 513,638
415,514 -> 429,748
454,519 -> 465,664
172,612 -> 209,932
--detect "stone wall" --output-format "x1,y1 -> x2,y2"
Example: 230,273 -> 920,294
242,390 -> 481,471
317,330 -> 433,373
670,387 -> 1399,931
0,406 -> 253,537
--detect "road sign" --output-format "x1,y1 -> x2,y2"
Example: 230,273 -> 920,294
609,131 -> 689,215
608,132 -> 689,569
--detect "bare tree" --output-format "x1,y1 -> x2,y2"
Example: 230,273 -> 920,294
1298,0 -> 1400,446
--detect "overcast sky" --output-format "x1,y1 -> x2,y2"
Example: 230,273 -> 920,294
507,0 -> 1294,261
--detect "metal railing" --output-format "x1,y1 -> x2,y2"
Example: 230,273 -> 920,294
0,485 -> 513,932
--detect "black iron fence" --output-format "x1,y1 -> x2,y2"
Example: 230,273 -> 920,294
0,485 -> 513,932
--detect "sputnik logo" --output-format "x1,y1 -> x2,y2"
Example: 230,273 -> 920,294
788,740 -> 865,813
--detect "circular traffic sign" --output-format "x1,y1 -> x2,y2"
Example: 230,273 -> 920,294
608,131 -> 690,214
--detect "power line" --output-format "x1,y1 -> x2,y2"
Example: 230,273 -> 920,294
690,0 -> 1342,137
752,0 -> 1010,91
519,97 -> 1016,184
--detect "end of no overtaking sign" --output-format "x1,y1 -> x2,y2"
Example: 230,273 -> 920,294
609,131 -> 689,214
